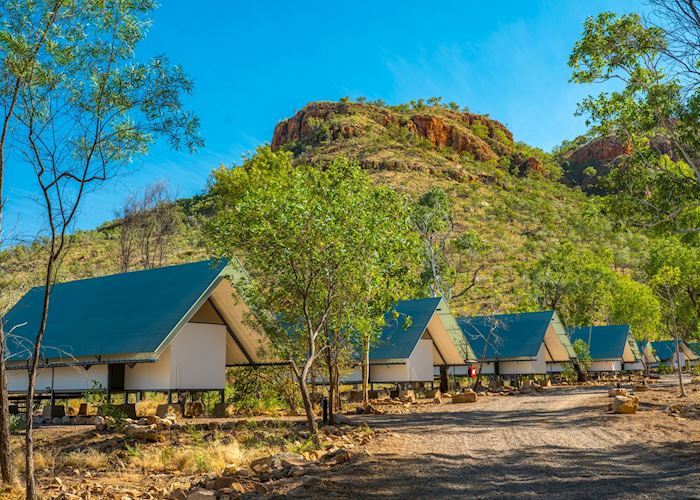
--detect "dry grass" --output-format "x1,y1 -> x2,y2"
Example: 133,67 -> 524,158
128,440 -> 246,474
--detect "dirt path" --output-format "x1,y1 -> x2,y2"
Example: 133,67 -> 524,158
293,380 -> 700,498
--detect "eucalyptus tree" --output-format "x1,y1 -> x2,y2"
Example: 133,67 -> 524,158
569,8 -> 700,233
412,187 -> 489,303
207,148 -> 421,432
0,1 -> 201,496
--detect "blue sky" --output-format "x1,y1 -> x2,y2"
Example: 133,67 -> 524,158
3,0 -> 637,240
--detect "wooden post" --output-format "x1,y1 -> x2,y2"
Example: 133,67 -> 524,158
50,367 -> 55,407
167,390 -> 172,404
439,365 -> 449,393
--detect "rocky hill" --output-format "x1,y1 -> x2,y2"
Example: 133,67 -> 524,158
270,100 -> 648,314
272,100 -> 561,182
1,99 -> 649,316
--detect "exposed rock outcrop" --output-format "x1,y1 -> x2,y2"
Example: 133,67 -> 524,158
270,101 -> 527,179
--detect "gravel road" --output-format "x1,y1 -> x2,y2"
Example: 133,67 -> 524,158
294,381 -> 700,499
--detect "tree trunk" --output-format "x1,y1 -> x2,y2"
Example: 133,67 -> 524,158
439,365 -> 449,393
290,360 -> 318,438
673,333 -> 687,397
326,349 -> 335,425
25,256 -> 56,499
361,337 -> 370,406
0,324 -> 12,483
670,296 -> 687,398
333,363 -> 341,411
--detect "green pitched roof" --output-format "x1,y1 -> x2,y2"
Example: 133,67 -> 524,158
458,310 -> 560,360
370,297 -> 476,363
650,340 -> 680,362
4,260 -> 228,362
371,297 -> 442,361
569,325 -> 632,361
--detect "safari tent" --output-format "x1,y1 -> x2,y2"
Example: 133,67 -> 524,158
456,310 -> 575,376
638,341 -> 660,368
569,325 -> 639,373
341,297 -> 476,384
3,260 -> 274,401
650,340 -> 699,370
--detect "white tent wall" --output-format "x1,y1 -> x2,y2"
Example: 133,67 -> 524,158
8,365 -> 109,393
169,322 -> 226,390
125,347 -> 171,391
624,361 -> 645,371
590,360 -> 622,372
371,338 -> 435,383
127,321 -> 228,391
498,344 -> 547,375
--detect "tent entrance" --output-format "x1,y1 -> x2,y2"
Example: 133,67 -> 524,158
108,363 -> 125,391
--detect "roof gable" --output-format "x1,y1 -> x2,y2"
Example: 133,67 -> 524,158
4,260 -> 227,362
569,325 -> 631,361
458,311 -> 555,360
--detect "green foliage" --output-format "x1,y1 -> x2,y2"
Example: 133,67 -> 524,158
657,363 -> 674,375
647,236 -> 700,342
583,166 -> 597,178
207,147 -> 422,427
225,367 -> 293,414
559,362 -> 577,382
569,9 -> 700,233
83,381 -> 126,425
525,242 -> 615,326
573,338 -> 592,373
526,242 -> 661,334
412,187 -> 490,303
608,275 -> 661,340
9,414 -> 24,433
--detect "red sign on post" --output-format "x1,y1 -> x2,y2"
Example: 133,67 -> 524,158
468,366 -> 477,378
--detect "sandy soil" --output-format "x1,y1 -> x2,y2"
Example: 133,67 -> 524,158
292,376 -> 700,499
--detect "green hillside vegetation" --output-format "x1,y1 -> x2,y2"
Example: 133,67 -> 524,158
1,98 -> 651,327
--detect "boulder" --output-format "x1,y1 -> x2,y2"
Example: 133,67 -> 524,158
93,415 -> 106,431
277,452 -> 308,468
367,389 -> 390,400
425,388 -> 441,399
612,395 -> 639,414
214,476 -> 245,491
634,385 -> 650,392
321,448 -> 352,465
433,397 -> 443,404
333,413 -> 352,425
213,403 -> 237,418
452,392 -> 478,403
156,404 -> 183,418
398,390 -> 415,400
184,402 -> 204,418
300,475 -> 323,487
186,488 -> 215,499
608,388 -> 628,397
